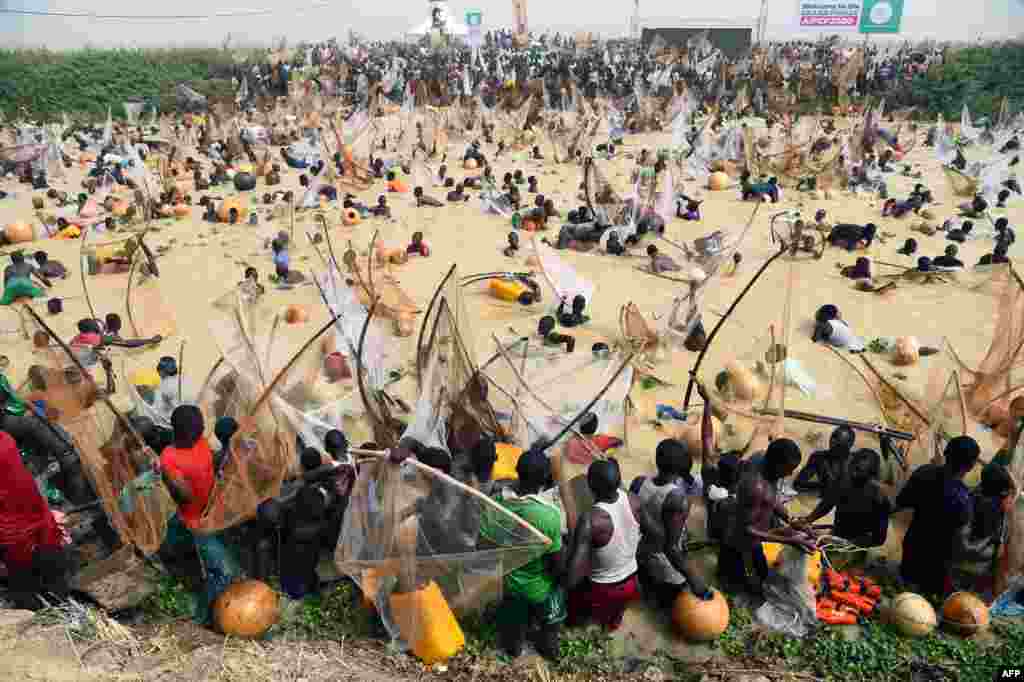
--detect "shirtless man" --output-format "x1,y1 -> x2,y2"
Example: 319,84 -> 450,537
793,425 -> 855,493
628,434 -> 713,606
796,448 -> 891,550
719,433 -> 816,596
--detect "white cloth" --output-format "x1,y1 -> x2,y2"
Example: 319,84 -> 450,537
825,319 -> 865,352
590,492 -> 641,584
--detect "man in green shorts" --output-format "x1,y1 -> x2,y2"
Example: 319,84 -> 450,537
486,448 -> 566,659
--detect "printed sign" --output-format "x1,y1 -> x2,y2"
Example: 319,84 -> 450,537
465,9 -> 482,26
859,0 -> 904,33
797,0 -> 863,30
466,10 -> 483,48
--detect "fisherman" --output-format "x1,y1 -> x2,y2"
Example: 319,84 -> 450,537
32,251 -> 67,280
978,242 -> 1010,266
565,459 -> 654,631
482,448 -> 566,660
793,425 -> 856,493
557,294 -> 589,328
892,435 -> 988,597
629,421 -> 714,607
562,413 -> 622,466
827,223 -> 877,251
812,310 -> 865,352
646,244 -> 682,274
159,405 -> 241,624
796,448 -> 891,557
1,251 -> 48,305
0,432 -> 75,611
933,244 -> 964,268
719,435 -> 816,597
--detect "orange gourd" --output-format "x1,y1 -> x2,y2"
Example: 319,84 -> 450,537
284,305 -> 309,324
217,198 -> 247,223
5,221 -> 34,244
388,179 -> 409,193
213,580 -> 280,639
173,203 -> 190,218
672,588 -> 729,641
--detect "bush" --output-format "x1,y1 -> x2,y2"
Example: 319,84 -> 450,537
0,47 -> 240,122
892,41 -> 1024,119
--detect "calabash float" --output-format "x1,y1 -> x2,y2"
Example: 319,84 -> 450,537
708,171 -> 731,191
284,305 -> 309,325
342,208 -> 361,226
5,221 -> 34,244
213,580 -> 280,639
889,592 -> 937,637
892,336 -> 920,366
941,592 -> 990,637
672,588 -> 729,641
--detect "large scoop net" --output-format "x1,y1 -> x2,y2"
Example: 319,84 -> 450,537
80,233 -> 178,340
405,266 -> 505,455
336,454 -> 552,648
192,290 -> 320,533
23,307 -> 174,555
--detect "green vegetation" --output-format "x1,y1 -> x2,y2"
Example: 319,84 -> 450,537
0,47 -> 238,122
902,42 -> 1024,119
139,575 -> 196,620
700,600 -> 1024,682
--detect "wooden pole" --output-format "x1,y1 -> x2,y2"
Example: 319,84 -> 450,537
682,240 -> 786,414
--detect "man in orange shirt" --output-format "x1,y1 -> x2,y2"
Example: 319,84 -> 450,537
159,405 -> 239,625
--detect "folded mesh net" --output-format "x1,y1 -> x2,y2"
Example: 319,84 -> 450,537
336,453 -> 553,648
23,307 -> 175,555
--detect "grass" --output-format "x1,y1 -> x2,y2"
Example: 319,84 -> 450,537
0,47 -> 238,122
121,576 -> 1024,680
688,596 -> 1024,682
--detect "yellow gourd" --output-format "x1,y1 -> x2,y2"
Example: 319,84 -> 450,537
389,581 -> 465,664
493,443 -> 522,481
762,542 -> 822,587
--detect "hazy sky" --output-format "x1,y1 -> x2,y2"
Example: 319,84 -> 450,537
0,0 -> 1021,49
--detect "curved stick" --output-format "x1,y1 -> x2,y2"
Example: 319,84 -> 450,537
823,344 -> 890,430
251,312 -> 341,416
355,297 -> 393,446
416,264 -> 457,385
683,242 -> 788,413
22,304 -> 149,457
549,352 -> 636,447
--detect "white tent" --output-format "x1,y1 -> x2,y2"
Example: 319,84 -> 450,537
407,0 -> 469,37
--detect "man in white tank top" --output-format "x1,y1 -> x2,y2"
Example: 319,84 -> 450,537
564,459 -> 655,630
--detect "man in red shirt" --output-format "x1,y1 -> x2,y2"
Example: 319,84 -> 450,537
159,405 -> 239,625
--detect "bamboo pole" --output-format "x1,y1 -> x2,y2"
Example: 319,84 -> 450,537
354,449 -> 552,546
683,239 -> 786,414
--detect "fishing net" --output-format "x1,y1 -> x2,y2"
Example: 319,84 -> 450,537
79,233 -> 178,340
22,308 -> 174,555
482,336 -> 633,464
191,290 -> 313,533
341,233 -> 420,338
530,236 -> 595,315
955,266 -> 1024,427
121,343 -> 197,430
754,544 -> 817,637
406,267 -> 505,455
335,454 -> 553,650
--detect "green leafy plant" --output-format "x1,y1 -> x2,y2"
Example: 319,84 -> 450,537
140,575 -> 195,620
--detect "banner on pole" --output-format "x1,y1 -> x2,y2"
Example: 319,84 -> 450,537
859,0 -> 904,34
796,0 -> 863,30
512,0 -> 529,39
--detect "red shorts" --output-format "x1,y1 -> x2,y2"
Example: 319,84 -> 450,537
568,573 -> 640,631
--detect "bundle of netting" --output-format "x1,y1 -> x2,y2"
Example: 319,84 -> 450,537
483,335 -> 633,465
22,307 -> 175,555
530,236 -> 596,317
335,452 -> 553,655
401,266 -> 505,458
582,156 -> 629,226
79,232 -> 177,341
193,289 -> 356,533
